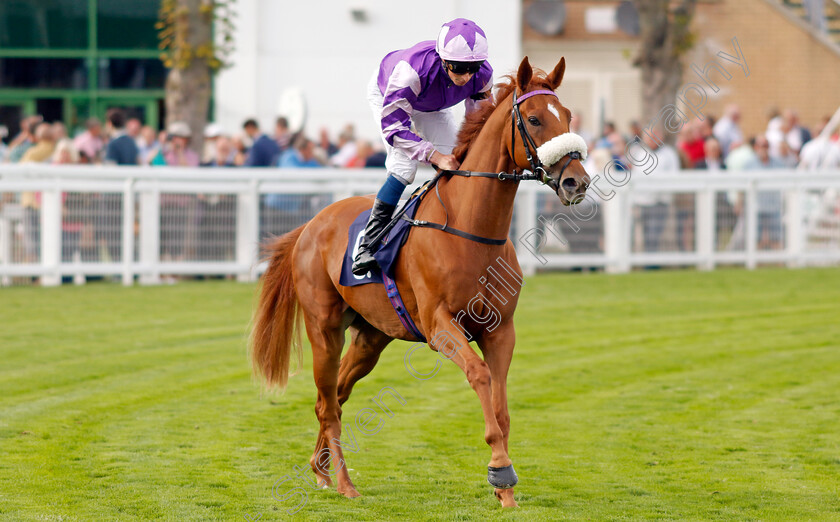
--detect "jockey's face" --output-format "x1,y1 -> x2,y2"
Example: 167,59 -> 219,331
447,70 -> 474,86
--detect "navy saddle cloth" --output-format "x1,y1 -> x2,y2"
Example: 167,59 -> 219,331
338,196 -> 422,287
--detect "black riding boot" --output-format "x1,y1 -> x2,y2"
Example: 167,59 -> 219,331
351,198 -> 396,275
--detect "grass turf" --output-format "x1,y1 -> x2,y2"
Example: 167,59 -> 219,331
1,268 -> 839,521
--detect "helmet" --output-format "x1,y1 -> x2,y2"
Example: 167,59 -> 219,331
435,18 -> 488,62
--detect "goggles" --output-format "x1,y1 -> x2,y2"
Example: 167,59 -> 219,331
443,60 -> 483,75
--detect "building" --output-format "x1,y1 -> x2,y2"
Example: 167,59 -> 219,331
0,0 -> 167,138
520,0 -> 840,138
214,0 -> 523,141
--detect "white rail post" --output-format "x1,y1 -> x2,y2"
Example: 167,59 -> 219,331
0,215 -> 10,287
40,182 -> 62,286
236,179 -> 260,282
696,188 -> 714,270
139,181 -> 161,285
121,177 -> 135,286
745,179 -> 758,270
514,186 -> 539,276
604,189 -> 630,273
785,185 -> 803,268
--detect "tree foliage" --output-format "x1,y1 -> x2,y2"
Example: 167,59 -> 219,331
156,0 -> 236,155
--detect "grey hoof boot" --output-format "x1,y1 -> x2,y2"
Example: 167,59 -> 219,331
487,464 -> 518,489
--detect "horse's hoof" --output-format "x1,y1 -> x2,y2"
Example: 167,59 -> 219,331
495,488 -> 519,508
337,486 -> 361,498
487,464 -> 518,489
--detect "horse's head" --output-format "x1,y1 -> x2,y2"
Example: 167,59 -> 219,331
507,57 -> 589,205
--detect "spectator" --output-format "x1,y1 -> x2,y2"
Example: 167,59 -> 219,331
330,124 -> 358,167
627,120 -> 643,143
345,140 -> 375,168
713,104 -> 742,158
204,136 -> 235,167
21,122 -> 56,163
746,136 -> 785,250
278,135 -> 322,168
126,117 -> 143,143
51,122 -> 68,142
230,133 -> 249,166
605,132 -> 629,171
678,120 -> 706,165
52,139 -> 80,165
631,130 -> 680,253
318,127 -> 338,157
164,122 -> 200,167
74,118 -> 105,163
203,123 -> 224,164
138,125 -> 159,165
243,118 -> 280,167
595,121 -> 616,149
694,137 -> 726,171
19,122 -> 56,263
725,137 -> 757,171
7,115 -> 41,163
699,115 -> 716,138
777,140 -> 799,168
104,109 -> 139,165
365,148 -> 387,168
799,124 -> 840,170
776,109 -> 808,157
148,130 -> 169,166
275,117 -> 292,151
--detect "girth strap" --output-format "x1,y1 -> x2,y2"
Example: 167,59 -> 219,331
405,215 -> 507,246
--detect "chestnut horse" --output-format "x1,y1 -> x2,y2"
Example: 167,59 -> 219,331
251,57 -> 589,508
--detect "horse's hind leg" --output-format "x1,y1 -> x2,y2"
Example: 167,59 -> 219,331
310,320 -> 391,488
302,307 -> 362,498
337,320 -> 392,405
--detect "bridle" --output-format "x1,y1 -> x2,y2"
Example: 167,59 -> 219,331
509,88 -> 582,192
447,87 -> 584,194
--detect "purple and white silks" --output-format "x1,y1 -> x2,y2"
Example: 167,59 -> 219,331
376,41 -> 493,163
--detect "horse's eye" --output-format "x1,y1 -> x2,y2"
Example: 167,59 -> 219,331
528,116 -> 540,126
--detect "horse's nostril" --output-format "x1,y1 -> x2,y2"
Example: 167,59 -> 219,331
561,177 -> 579,193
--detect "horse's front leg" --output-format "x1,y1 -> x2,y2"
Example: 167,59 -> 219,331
477,321 -> 518,508
428,309 -> 515,505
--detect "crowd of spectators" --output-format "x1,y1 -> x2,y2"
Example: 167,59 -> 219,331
2,103 -> 838,262
577,105 -> 839,177
0,110 -> 388,172
569,105 -> 840,254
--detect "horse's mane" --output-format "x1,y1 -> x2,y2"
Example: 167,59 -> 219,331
453,70 -> 553,162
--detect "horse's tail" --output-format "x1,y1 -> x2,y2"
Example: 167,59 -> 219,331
250,225 -> 305,391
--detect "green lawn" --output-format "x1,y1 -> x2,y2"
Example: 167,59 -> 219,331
1,268 -> 840,521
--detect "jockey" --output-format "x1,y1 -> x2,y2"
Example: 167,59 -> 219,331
351,18 -> 494,275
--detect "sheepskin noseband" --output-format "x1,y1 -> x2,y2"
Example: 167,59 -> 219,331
536,133 -> 588,167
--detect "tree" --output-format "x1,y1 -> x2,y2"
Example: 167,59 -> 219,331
157,0 -> 236,155
633,0 -> 697,143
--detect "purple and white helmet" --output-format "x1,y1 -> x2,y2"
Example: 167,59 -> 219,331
435,18 -> 488,62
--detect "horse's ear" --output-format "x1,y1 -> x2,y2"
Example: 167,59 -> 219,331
517,57 -> 533,90
547,57 -> 566,90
